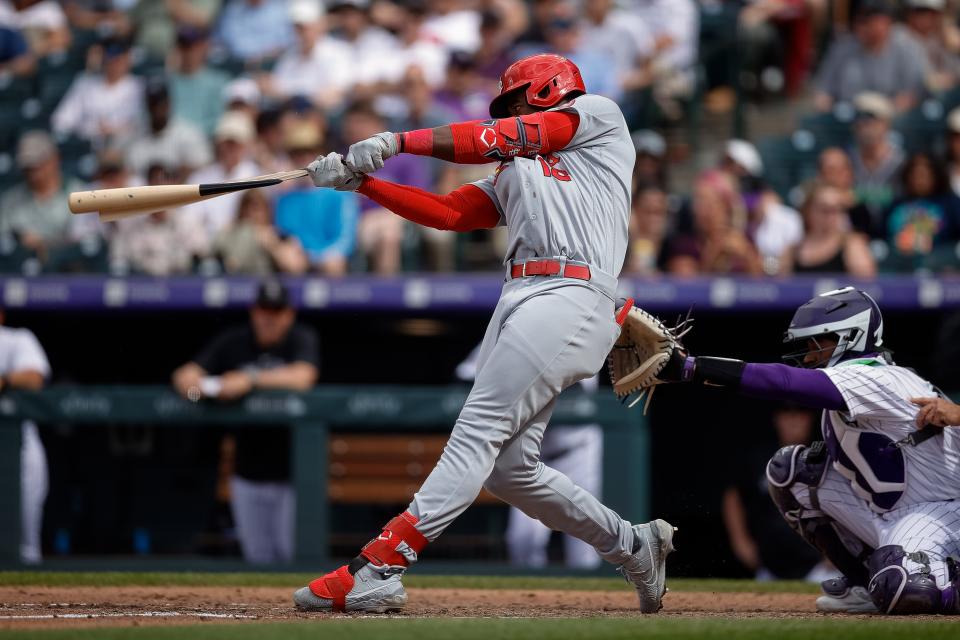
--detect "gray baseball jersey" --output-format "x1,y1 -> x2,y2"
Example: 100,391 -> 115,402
471,94 -> 634,286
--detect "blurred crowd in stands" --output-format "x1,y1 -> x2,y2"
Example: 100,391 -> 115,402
1,0 -> 959,277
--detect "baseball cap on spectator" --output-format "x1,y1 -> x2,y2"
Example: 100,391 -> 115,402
16,130 -> 57,169
101,37 -> 131,59
632,130 -> 666,158
724,139 -> 764,177
290,0 -> 324,23
328,0 -> 369,11
284,120 -> 323,152
255,279 -> 291,310
448,50 -> 476,70
215,111 -> 255,144
225,77 -> 261,109
176,25 -> 210,46
905,0 -> 944,10
855,0 -> 895,16
145,76 -> 169,104
854,92 -> 894,121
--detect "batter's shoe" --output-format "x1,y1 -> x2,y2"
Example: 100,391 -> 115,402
293,563 -> 408,613
618,519 -> 676,613
816,576 -> 878,613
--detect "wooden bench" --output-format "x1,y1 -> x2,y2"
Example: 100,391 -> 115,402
328,434 -> 500,505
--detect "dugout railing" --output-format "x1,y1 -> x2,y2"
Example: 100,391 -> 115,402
0,386 -> 648,568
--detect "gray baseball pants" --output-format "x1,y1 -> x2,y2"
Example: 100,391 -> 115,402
407,278 -> 637,564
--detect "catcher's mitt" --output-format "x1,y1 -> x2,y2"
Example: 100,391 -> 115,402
607,299 -> 692,412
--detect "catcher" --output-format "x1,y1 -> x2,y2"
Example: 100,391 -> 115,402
634,287 -> 960,615
294,54 -> 680,613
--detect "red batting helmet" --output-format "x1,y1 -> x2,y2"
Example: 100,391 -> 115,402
489,54 -> 586,118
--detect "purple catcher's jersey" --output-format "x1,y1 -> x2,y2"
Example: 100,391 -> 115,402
821,358 -> 960,511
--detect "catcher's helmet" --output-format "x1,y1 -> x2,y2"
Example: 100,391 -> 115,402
489,54 -> 586,118
782,286 -> 887,368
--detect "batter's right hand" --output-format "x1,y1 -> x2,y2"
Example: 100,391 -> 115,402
345,132 -> 399,173
307,152 -> 363,191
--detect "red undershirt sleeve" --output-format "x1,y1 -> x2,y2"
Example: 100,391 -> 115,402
356,176 -> 501,232
398,111 -> 580,164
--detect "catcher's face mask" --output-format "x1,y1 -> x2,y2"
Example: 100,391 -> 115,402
782,334 -> 839,369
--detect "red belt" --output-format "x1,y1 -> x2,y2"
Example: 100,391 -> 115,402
510,259 -> 591,281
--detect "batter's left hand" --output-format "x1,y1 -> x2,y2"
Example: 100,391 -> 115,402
345,132 -> 399,173
307,152 -> 363,191
219,371 -> 254,401
911,397 -> 960,428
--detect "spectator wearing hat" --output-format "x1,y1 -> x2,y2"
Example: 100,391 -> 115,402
0,0 -> 71,57
51,37 -> 143,147
183,111 -> 262,251
213,189 -> 308,275
275,120 -> 358,275
223,76 -> 262,122
126,78 -> 212,181
0,131 -> 83,257
62,0 -> 131,49
261,0 -> 352,109
0,24 -> 35,75
110,163 -> 198,276
327,0 -> 397,89
432,51 -> 494,122
901,0 -> 960,92
813,0 -> 928,112
172,279 -> 319,564
169,26 -> 230,136
128,0 -> 222,61
631,129 -> 668,191
720,139 -> 804,275
215,0 -> 294,64
850,91 -> 905,226
881,151 -> 960,272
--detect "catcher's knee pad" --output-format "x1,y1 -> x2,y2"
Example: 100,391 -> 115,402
766,443 -> 870,586
868,545 -> 943,615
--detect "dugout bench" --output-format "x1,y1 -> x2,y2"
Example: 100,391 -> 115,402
0,386 -> 649,567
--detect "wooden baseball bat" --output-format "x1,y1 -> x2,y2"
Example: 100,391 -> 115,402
68,169 -> 309,221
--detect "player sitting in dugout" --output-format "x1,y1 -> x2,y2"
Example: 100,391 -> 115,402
647,286 -> 960,615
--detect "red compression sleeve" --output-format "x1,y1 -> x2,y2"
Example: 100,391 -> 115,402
398,111 -> 580,164
357,176 -> 500,232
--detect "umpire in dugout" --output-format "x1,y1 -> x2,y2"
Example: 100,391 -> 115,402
172,279 -> 319,563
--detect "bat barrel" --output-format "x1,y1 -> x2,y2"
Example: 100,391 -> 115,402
68,185 -> 202,214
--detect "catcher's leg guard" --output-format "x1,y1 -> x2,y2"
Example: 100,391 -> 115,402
766,443 -> 871,587
300,512 -> 428,612
867,545 -> 947,615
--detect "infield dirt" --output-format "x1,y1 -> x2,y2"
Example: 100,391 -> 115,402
1,585 -> 846,629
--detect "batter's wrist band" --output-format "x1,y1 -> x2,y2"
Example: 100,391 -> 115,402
681,357 -> 697,382
395,132 -> 404,153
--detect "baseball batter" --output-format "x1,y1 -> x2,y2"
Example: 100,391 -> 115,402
294,54 -> 674,613
652,287 -> 960,615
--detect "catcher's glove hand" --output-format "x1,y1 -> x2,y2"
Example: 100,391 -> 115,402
607,299 -> 693,412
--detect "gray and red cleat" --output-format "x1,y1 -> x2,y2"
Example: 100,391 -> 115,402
293,563 -> 408,613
